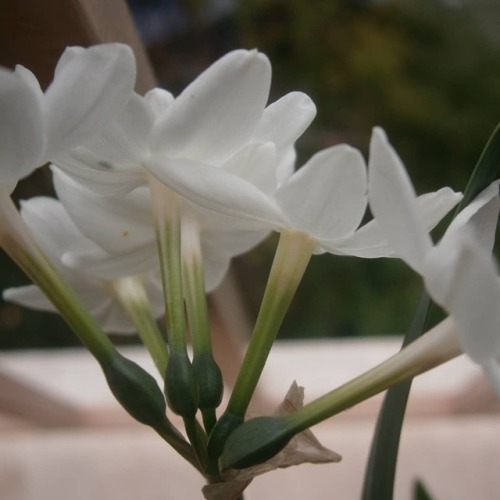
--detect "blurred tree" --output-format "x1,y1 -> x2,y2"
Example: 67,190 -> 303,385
233,0 -> 500,337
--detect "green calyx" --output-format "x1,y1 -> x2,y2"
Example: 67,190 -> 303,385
208,411 -> 244,459
164,349 -> 198,418
219,416 -> 293,471
102,352 -> 168,428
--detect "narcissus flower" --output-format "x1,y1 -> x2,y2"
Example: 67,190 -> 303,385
148,130 -> 462,256
3,197 -> 163,334
368,126 -> 500,393
0,43 -> 135,193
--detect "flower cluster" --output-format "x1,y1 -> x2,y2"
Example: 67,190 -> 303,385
1,43 -> 499,497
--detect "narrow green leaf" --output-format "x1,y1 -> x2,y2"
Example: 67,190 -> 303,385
456,121 -> 500,212
361,293 -> 431,500
414,479 -> 435,500
361,121 -> 500,500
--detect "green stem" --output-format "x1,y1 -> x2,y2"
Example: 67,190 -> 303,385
155,419 -> 203,474
209,230 -> 315,459
183,416 -> 220,479
148,176 -> 187,350
220,317 -> 463,471
1,190 -> 184,456
181,215 -> 223,430
227,230 -> 315,417
285,317 -> 461,433
0,189 -> 115,362
148,176 -> 197,418
182,218 -> 212,356
113,276 -> 169,376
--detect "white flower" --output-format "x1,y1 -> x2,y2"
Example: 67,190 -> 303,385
150,127 -> 462,256
52,168 -> 268,291
0,44 -> 136,193
55,50 -> 315,199
49,49 -> 315,287
368,126 -> 500,393
2,197 -> 163,334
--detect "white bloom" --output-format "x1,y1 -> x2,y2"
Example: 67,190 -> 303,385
49,49 -> 315,286
2,197 -> 163,334
368,126 -> 500,393
150,125 -> 462,257
52,168 -> 268,291
0,44 -> 136,193
55,50 -> 315,200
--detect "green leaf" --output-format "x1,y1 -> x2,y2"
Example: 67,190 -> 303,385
456,121 -> 500,212
361,121 -> 500,500
361,292 -> 431,500
414,479 -> 435,500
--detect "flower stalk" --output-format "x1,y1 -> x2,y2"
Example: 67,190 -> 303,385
209,230 -> 316,456
0,187 -> 115,362
148,175 -> 198,418
0,188 -> 195,466
181,214 -> 223,433
220,317 -> 463,470
113,276 -> 169,376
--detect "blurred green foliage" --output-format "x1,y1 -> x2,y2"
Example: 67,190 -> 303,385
1,0 -> 499,347
233,0 -> 500,338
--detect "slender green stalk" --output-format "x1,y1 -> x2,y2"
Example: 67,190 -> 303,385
220,317 -> 463,470
181,215 -> 223,433
209,230 -> 315,458
148,176 -> 197,418
155,421 -> 203,473
183,415 -> 219,478
181,216 -> 212,355
0,189 -> 115,362
148,176 -> 187,350
227,230 -> 315,417
0,190 -> 185,457
285,317 -> 461,433
113,276 -> 169,376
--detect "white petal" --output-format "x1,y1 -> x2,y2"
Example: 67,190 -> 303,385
202,252 -> 231,293
3,284 -> 57,312
368,127 -> 432,273
425,232 -> 500,363
276,145 -> 367,239
203,227 -> 269,259
276,147 -> 297,186
418,187 -> 463,231
145,155 -> 285,229
319,219 -> 390,257
53,170 -> 154,254
253,92 -> 316,150
45,44 -> 136,159
19,196 -> 90,258
150,50 -> 271,164
82,92 -> 153,165
319,187 -> 462,258
145,88 -> 174,120
63,245 -> 158,279
52,153 -> 144,195
141,273 -> 165,319
0,67 -> 45,183
221,142 -> 278,195
445,180 -> 500,252
93,299 -> 136,334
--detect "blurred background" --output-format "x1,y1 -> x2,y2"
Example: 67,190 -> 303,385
1,0 -> 500,348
